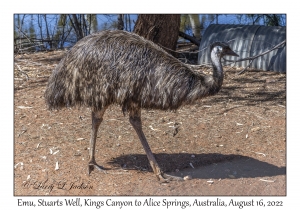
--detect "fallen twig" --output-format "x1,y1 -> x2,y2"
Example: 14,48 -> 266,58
55,161 -> 59,170
149,125 -> 160,131
15,64 -> 29,81
17,106 -> 32,109
15,58 -> 43,66
189,163 -> 195,168
253,151 -> 266,157
259,179 -> 275,183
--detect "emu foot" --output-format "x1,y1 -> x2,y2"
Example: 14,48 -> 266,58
157,173 -> 184,182
88,161 -> 107,175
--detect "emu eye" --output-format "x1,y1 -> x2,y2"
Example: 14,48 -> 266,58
217,46 -> 222,52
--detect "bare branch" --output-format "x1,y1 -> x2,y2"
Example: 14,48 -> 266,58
15,25 -> 36,45
14,25 -> 51,53
69,14 -> 84,40
179,31 -> 200,46
222,40 -> 286,74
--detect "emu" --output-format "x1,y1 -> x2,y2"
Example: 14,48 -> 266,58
45,30 -> 238,182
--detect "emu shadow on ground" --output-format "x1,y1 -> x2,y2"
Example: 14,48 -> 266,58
108,153 -> 286,180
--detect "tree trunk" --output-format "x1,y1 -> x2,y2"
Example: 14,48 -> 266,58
43,14 -> 53,49
69,14 -> 84,41
188,14 -> 201,40
133,14 -> 180,56
117,14 -> 124,30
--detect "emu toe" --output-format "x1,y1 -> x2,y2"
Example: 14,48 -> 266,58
88,162 -> 107,175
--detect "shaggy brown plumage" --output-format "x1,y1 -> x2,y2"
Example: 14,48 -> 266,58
45,30 -> 228,112
44,30 -> 238,182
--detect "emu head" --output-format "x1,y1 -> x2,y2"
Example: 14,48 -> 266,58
210,42 -> 239,58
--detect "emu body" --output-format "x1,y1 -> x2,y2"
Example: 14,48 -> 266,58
45,30 -> 238,182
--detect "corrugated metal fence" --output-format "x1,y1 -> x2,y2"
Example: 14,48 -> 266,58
198,24 -> 286,73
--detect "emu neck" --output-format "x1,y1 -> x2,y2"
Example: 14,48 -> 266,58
194,48 -> 224,99
207,49 -> 224,95
210,49 -> 224,87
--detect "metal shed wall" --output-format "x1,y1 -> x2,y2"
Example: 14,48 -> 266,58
198,24 -> 286,73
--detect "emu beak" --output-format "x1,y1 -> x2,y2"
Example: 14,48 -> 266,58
227,49 -> 239,57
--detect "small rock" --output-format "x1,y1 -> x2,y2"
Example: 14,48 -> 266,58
74,150 -> 81,156
228,175 -> 236,179
184,175 -> 192,180
251,127 -> 261,132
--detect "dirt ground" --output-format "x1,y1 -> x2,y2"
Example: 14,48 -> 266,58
14,50 -> 286,196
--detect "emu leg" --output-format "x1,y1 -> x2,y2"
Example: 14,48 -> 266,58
129,109 -> 183,182
88,108 -> 107,175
